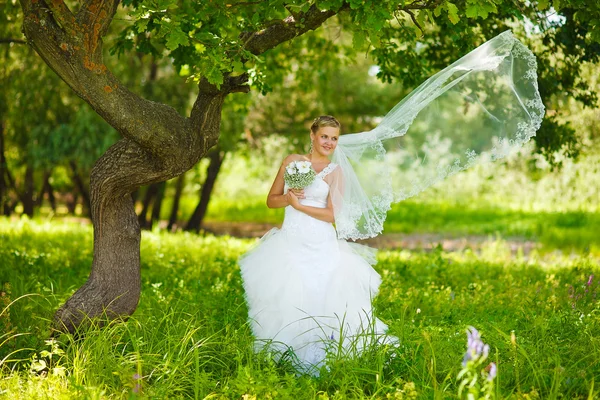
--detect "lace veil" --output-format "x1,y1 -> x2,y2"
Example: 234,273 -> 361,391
329,30 -> 545,240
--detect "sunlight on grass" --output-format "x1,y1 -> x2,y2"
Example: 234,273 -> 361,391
1,219 -> 599,398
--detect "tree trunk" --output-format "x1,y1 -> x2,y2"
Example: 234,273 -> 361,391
138,183 -> 160,229
0,120 -> 6,215
69,161 -> 91,216
16,0 -> 253,333
185,148 -> 225,232
36,170 -> 52,208
52,84 -> 227,333
45,172 -> 57,212
22,164 -> 35,217
167,174 -> 185,231
66,191 -> 78,214
149,181 -> 166,228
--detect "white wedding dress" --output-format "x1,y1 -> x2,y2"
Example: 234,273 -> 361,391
239,162 -> 396,375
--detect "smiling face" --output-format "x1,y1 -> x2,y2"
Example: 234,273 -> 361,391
310,126 -> 340,157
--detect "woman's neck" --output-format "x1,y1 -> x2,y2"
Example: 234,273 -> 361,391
308,153 -> 329,164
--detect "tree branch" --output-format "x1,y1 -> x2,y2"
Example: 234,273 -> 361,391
18,0 -> 196,162
44,0 -> 78,37
240,4 -> 341,55
0,38 -> 27,44
76,0 -> 121,53
405,9 -> 423,33
398,0 -> 444,11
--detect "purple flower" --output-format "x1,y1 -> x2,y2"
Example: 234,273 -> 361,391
487,362 -> 497,381
587,275 -> 594,286
132,373 -> 142,394
462,326 -> 489,366
330,333 -> 335,340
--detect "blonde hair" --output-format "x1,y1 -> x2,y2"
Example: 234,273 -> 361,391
310,115 -> 341,133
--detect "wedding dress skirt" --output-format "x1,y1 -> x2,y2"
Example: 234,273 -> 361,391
239,163 -> 396,375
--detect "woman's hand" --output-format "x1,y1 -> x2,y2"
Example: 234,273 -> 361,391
289,188 -> 305,199
286,190 -> 302,209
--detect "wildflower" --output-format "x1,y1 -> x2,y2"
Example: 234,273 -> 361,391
330,333 -> 335,340
132,373 -> 142,394
486,362 -> 497,381
416,308 -> 421,314
462,326 -> 489,366
587,275 -> 594,286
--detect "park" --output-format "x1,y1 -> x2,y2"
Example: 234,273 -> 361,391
1,0 -> 599,398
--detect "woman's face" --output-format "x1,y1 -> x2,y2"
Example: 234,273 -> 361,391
311,126 -> 340,157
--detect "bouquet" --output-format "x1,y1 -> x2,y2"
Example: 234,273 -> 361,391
284,161 -> 316,189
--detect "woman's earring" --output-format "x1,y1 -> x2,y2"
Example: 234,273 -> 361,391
309,141 -> 313,154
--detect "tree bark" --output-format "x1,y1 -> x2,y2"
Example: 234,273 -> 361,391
167,174 -> 185,231
185,148 -> 225,232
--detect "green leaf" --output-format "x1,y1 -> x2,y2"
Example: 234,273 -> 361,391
446,2 -> 460,24
352,30 -> 367,50
466,4 -> 478,19
135,18 -> 149,33
179,64 -> 190,76
195,43 -> 206,54
538,0 -> 550,10
553,0 -> 561,11
232,60 -> 245,74
166,26 -> 189,51
416,10 -> 427,31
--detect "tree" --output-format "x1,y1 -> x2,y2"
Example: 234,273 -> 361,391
12,0 -> 600,333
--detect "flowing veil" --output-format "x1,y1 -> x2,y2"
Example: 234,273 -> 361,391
330,30 -> 545,240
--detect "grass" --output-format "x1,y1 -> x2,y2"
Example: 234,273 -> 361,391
200,197 -> 600,254
1,218 -> 599,398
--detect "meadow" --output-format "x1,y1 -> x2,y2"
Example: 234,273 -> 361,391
1,217 -> 599,399
1,151 -> 599,399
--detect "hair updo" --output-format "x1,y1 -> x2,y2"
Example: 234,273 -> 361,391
310,115 -> 341,134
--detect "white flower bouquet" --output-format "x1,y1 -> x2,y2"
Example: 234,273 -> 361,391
284,161 -> 316,189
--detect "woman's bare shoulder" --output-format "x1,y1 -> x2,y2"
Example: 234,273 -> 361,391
282,154 -> 308,166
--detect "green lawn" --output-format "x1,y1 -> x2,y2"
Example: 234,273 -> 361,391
1,218 -> 599,398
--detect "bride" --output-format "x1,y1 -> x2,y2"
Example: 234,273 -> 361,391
238,116 -> 393,375
238,30 -> 544,375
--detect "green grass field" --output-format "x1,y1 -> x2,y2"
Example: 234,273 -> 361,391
201,197 -> 600,254
1,217 -> 598,399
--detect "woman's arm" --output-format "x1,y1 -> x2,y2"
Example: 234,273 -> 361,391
287,191 -> 335,223
266,155 -> 305,209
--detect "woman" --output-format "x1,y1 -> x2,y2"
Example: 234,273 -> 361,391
239,30 -> 544,375
239,116 -> 394,375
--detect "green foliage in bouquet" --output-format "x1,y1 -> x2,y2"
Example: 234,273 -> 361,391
284,161 -> 316,190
